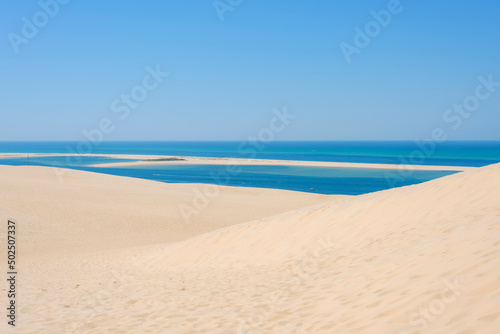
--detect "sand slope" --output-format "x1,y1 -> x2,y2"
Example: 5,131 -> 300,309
1,164 -> 499,333
0,165 -> 332,258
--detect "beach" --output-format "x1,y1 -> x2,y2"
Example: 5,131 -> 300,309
1,162 -> 499,333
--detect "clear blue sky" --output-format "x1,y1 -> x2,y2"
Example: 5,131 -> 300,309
1,0 -> 499,141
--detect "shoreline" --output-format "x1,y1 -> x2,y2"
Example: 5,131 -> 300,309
0,153 -> 475,172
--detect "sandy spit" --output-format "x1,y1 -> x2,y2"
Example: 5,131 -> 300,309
0,153 -> 473,171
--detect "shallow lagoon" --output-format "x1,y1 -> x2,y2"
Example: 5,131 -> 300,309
0,156 -> 457,195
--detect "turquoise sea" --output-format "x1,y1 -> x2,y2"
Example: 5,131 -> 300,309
1,141 -> 499,195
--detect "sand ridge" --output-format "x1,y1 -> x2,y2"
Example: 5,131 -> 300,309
0,153 -> 473,171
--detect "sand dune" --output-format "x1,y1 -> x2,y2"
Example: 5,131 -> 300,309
0,165 -> 332,257
0,163 -> 499,333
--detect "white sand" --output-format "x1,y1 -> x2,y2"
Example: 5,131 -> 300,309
0,153 -> 473,171
0,165 -> 332,257
0,163 -> 499,333
92,157 -> 473,172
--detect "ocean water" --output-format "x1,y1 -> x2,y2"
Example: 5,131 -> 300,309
0,155 -> 135,166
1,141 -> 498,195
0,141 -> 499,166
